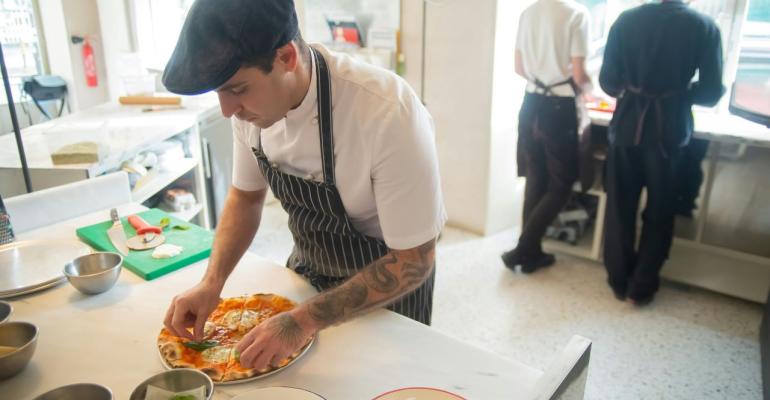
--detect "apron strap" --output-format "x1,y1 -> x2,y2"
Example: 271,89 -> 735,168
312,48 -> 336,186
533,77 -> 575,96
626,86 -> 679,156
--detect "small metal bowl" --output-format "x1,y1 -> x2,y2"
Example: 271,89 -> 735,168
63,252 -> 122,295
129,368 -> 214,400
0,301 -> 11,324
0,321 -> 37,380
33,383 -> 113,400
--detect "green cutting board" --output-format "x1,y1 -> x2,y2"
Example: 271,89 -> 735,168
76,208 -> 214,280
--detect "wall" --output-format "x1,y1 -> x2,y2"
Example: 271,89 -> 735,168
39,0 -> 109,112
422,0 -> 531,235
96,0 -> 134,101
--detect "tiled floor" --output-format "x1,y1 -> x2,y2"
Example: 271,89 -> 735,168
250,202 -> 763,399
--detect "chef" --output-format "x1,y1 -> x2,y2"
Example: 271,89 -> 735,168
599,0 -> 724,305
502,0 -> 592,273
161,0 -> 446,371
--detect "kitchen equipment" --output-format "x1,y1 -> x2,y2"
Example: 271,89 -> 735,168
63,252 -> 123,295
0,321 -> 37,380
0,301 -> 11,324
32,383 -> 113,400
129,368 -> 213,400
126,215 -> 165,250
230,387 -> 326,400
373,388 -> 465,400
0,240 -> 91,299
76,209 -> 213,280
107,208 -> 129,256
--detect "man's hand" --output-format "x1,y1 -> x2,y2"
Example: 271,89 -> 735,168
163,282 -> 221,341
235,309 -> 315,371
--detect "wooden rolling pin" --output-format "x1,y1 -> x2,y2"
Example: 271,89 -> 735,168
119,95 -> 182,106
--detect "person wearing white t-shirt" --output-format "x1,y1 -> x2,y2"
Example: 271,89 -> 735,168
160,0 -> 446,372
502,0 -> 592,273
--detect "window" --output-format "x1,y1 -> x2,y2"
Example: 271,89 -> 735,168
131,0 -> 195,71
0,0 -> 45,102
577,0 -> 753,110
733,0 -> 770,118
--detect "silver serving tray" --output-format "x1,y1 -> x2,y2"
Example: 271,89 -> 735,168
0,240 -> 92,298
159,336 -> 316,386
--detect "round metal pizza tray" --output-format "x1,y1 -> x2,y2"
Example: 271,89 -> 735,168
158,335 -> 316,386
0,240 -> 92,299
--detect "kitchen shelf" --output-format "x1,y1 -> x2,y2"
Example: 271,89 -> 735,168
169,204 -> 203,222
543,224 -> 596,260
131,158 -> 198,203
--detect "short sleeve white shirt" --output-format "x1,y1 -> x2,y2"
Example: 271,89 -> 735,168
516,0 -> 591,97
231,44 -> 447,250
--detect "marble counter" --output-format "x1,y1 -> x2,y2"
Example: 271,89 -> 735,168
0,205 -> 543,399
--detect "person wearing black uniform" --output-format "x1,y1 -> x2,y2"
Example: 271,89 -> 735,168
599,0 -> 724,304
502,0 -> 592,273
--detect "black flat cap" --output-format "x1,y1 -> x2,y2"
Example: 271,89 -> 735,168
162,0 -> 299,95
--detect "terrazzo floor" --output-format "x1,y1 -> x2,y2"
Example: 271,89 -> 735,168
248,202 -> 763,400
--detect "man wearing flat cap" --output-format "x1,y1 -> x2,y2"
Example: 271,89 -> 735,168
162,0 -> 446,372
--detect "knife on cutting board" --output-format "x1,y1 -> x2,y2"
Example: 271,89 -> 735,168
107,208 -> 129,256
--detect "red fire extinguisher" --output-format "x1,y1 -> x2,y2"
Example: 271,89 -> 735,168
82,38 -> 98,87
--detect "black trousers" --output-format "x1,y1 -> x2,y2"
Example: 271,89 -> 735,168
674,137 -> 709,215
516,93 -> 578,256
603,145 -> 680,298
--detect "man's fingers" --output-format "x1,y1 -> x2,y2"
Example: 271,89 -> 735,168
193,313 -> 207,342
252,347 -> 274,371
239,342 -> 262,368
171,301 -> 194,340
163,301 -> 177,336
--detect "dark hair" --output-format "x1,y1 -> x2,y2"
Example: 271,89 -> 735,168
241,32 -> 309,73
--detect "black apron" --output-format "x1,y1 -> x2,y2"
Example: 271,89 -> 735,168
250,48 -> 434,325
516,77 -> 578,177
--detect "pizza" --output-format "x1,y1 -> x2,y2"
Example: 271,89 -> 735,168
157,293 -> 311,383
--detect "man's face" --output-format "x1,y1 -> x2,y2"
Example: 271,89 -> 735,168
215,51 -> 297,129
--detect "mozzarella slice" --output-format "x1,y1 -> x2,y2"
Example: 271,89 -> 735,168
201,345 -> 232,364
222,310 -> 242,331
151,244 -> 184,259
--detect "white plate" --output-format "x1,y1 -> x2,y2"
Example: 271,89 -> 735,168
373,387 -> 466,400
230,386 -> 326,400
0,239 -> 91,298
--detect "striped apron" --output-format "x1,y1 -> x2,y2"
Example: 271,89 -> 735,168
250,48 -> 434,325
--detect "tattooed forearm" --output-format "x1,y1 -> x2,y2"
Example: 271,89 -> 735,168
362,254 -> 399,293
302,239 -> 437,330
308,280 -> 368,324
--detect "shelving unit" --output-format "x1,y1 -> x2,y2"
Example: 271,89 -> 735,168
131,158 -> 198,203
169,203 -> 204,222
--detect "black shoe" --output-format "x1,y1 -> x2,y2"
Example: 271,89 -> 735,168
628,293 -> 655,306
501,248 -> 521,270
520,253 -> 556,273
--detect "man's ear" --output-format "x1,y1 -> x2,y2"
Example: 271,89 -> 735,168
275,42 -> 299,73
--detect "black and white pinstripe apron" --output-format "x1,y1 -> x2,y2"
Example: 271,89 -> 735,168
251,48 -> 434,325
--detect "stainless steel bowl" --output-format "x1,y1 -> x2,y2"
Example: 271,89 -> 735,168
130,368 -> 214,400
33,383 -> 113,400
0,301 -> 11,324
63,252 -> 122,295
0,321 -> 37,380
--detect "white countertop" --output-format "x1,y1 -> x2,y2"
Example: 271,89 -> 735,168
589,109 -> 770,147
0,205 -> 542,399
0,95 -> 221,173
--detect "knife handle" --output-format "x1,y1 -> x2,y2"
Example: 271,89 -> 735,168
127,215 -> 162,235
110,208 -> 120,223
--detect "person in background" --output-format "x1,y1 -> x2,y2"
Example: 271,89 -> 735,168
599,0 -> 724,305
502,0 -> 592,273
